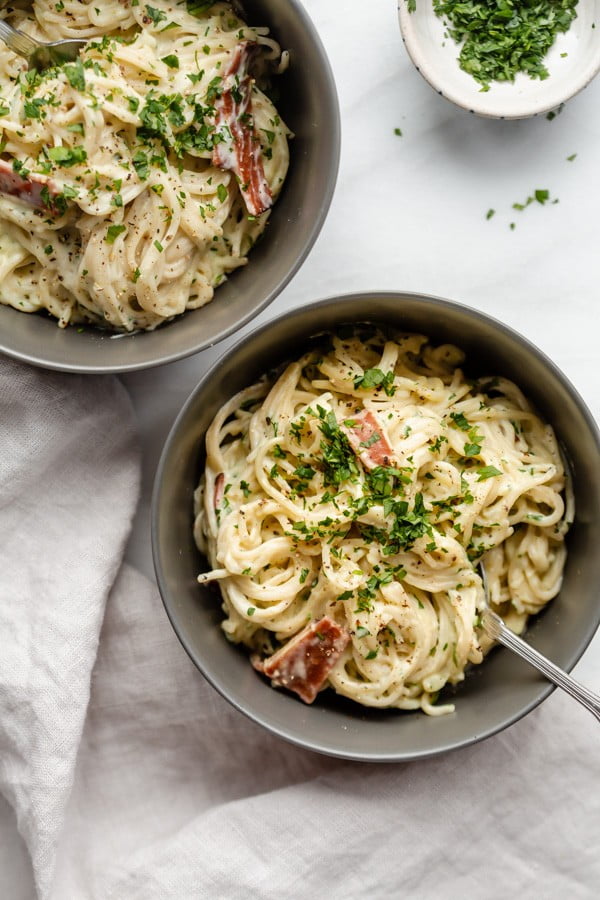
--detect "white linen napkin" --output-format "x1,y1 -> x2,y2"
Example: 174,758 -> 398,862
1,355 -> 598,899
0,357 -> 140,899
55,567 -> 600,900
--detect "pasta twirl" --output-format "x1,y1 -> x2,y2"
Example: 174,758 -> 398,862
194,329 -> 572,714
0,1 -> 290,330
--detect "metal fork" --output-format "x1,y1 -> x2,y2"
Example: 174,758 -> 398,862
480,564 -> 600,721
0,19 -> 85,72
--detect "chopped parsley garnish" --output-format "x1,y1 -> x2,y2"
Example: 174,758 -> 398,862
64,58 -> 86,91
317,407 -> 359,486
187,1 -> 218,16
132,150 -> 150,180
47,145 -> 87,167
359,492 -> 432,556
105,224 -> 127,243
429,435 -> 448,453
449,411 -> 470,431
353,368 -> 396,396
23,98 -> 45,120
464,441 -> 481,457
463,425 -> 483,457
476,465 -> 502,481
161,55 -> 180,69
145,5 -> 167,25
429,0 -> 579,90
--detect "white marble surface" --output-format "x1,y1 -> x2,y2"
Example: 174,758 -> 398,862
122,0 -> 600,683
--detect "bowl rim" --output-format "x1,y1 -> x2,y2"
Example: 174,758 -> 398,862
0,0 -> 341,374
152,290 -> 600,761
397,0 -> 600,120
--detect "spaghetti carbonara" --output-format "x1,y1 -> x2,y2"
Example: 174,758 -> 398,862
0,1 -> 290,330
194,328 -> 572,714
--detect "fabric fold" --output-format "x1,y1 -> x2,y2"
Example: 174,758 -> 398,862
54,566 -> 600,900
0,358 -> 141,899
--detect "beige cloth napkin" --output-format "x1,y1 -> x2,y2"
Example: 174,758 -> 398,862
1,356 -> 598,899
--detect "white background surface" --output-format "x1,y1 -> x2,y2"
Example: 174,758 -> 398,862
2,0 -> 599,896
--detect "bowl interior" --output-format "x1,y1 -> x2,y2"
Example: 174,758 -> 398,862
398,0 -> 600,118
152,292 -> 600,761
0,0 -> 340,373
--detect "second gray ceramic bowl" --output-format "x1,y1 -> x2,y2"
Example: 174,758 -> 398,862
0,0 -> 339,374
152,292 -> 600,761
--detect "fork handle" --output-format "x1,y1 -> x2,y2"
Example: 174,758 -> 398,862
492,614 -> 600,721
0,20 -> 40,59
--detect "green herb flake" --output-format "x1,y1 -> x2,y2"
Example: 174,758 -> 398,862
353,368 -> 396,396
476,465 -> 502,481
64,58 -> 86,92
145,5 -> 167,25
47,145 -> 87,167
463,442 -> 481,457
161,55 -> 180,69
450,411 -> 470,431
105,224 -> 126,243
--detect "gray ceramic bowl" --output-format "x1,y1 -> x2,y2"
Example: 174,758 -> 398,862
152,292 -> 600,762
0,0 -> 339,374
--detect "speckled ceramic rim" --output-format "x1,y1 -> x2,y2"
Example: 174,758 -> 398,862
397,1 -> 600,120
0,0 -> 341,373
152,292 -> 600,762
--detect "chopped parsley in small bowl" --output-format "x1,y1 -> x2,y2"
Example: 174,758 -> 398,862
398,0 -> 600,118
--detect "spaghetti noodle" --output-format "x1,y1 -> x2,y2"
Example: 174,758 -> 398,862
0,1 -> 290,330
194,328 -> 572,714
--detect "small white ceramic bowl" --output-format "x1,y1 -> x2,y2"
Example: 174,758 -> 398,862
398,0 -> 600,119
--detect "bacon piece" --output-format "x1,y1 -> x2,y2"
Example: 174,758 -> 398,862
252,616 -> 350,704
0,158 -> 60,211
211,41 -> 273,217
213,472 -> 225,509
341,409 -> 395,470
